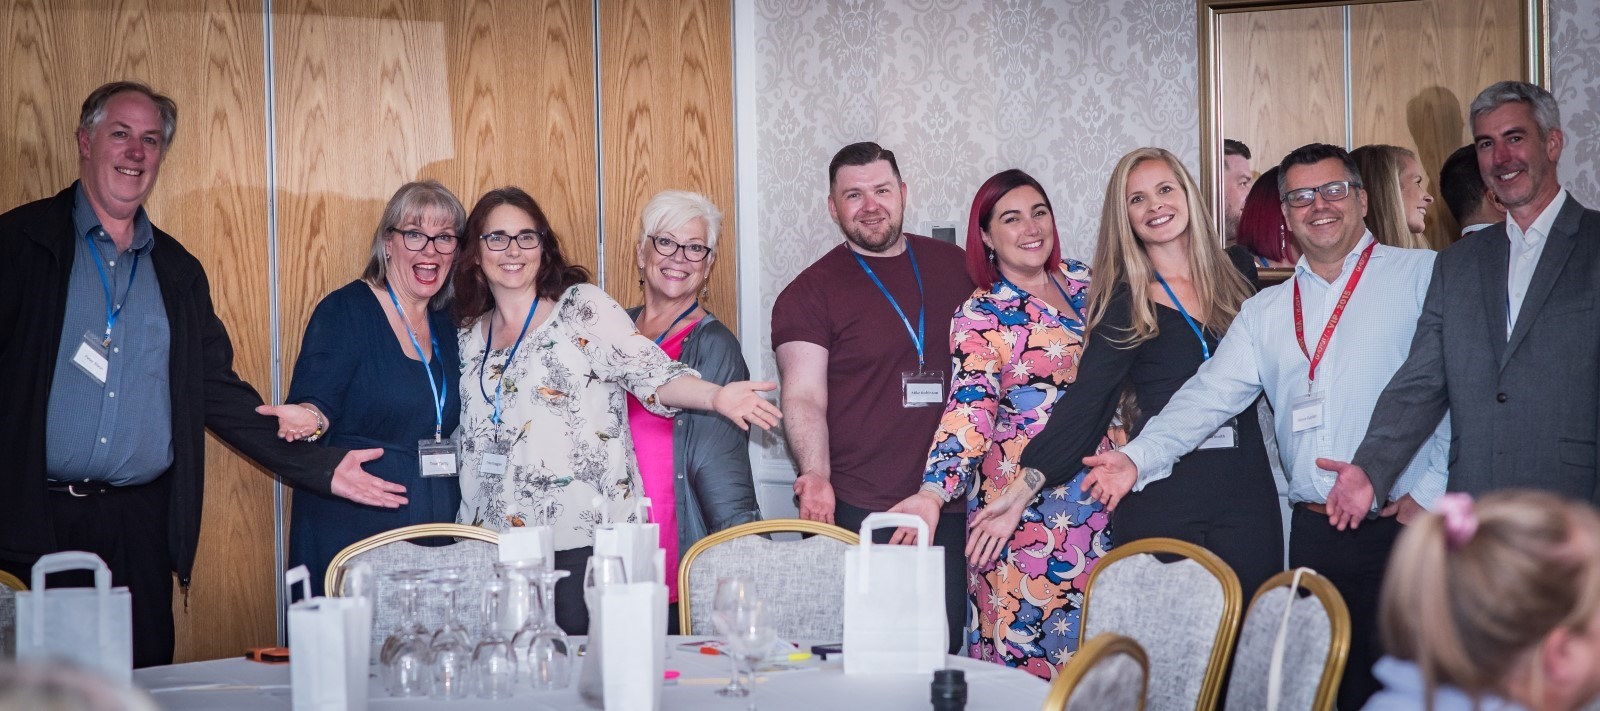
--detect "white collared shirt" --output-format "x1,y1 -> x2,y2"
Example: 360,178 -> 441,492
1506,189 -> 1568,334
1460,223 -> 1493,237
1120,231 -> 1449,509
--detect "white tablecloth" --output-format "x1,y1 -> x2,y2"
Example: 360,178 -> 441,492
134,637 -> 1047,710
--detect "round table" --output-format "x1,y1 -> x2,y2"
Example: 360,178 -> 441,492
134,637 -> 1048,710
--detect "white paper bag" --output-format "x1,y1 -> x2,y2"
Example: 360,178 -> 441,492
842,513 -> 947,675
498,525 -> 554,566
593,497 -> 661,584
15,552 -> 132,682
286,565 -> 370,711
599,582 -> 667,711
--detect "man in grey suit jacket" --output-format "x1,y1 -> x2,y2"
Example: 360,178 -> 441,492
1319,80 -> 1600,530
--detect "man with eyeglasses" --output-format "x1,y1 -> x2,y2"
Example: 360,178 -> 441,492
1324,80 -> 1600,519
0,82 -> 401,667
1079,143 -> 1446,708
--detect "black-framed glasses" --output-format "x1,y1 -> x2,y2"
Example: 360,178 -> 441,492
388,228 -> 460,254
647,234 -> 712,262
480,230 -> 546,251
1282,180 -> 1362,208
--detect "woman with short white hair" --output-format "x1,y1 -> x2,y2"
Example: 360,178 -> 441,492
625,190 -> 761,626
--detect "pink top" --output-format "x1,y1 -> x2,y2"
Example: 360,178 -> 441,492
626,318 -> 700,602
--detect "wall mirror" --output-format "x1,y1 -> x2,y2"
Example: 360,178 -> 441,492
1198,0 -> 1549,281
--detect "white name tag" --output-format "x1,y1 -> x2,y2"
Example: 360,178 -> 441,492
419,438 -> 458,478
479,451 -> 507,476
1291,392 -> 1326,433
1198,421 -> 1237,450
902,371 -> 946,407
71,332 -> 109,386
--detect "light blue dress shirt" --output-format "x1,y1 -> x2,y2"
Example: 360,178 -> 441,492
1120,232 -> 1448,509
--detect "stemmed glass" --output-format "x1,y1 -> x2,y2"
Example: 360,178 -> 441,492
379,569 -> 431,697
471,577 -> 518,699
427,569 -> 473,700
513,566 -> 574,690
721,599 -> 778,707
711,576 -> 756,698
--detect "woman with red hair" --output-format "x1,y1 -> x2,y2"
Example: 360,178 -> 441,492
1236,166 -> 1299,268
887,168 -> 1110,679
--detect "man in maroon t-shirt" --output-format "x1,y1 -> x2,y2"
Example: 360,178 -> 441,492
771,142 -> 974,652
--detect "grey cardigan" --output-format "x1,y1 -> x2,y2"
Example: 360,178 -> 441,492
627,307 -> 762,554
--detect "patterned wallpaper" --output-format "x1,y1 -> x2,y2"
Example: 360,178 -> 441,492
740,0 -> 1600,494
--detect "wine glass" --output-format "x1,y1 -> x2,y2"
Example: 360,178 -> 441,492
711,576 -> 755,698
721,599 -> 777,704
428,569 -> 472,700
471,577 -> 518,699
380,570 -> 430,697
516,567 -> 573,690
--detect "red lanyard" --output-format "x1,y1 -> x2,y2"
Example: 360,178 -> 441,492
1293,241 -> 1376,384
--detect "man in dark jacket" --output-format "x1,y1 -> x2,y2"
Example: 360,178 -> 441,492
0,81 -> 406,667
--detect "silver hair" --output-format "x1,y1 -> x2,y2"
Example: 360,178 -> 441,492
1470,81 -> 1561,137
639,190 -> 723,251
360,180 -> 467,309
79,81 -> 178,146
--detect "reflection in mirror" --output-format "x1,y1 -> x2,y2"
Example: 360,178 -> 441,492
1199,0 -> 1548,281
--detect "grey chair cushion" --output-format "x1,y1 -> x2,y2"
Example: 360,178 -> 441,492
0,585 -> 14,658
1084,554 -> 1226,710
339,538 -> 500,646
1225,587 -> 1333,711
684,534 -> 850,640
1067,651 -> 1146,711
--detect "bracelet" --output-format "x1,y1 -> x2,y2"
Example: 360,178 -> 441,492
920,482 -> 953,504
299,404 -> 327,442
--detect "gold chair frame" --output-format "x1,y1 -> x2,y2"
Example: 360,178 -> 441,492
325,523 -> 499,595
0,570 -> 25,591
676,518 -> 858,634
1042,632 -> 1149,711
1079,537 -> 1243,711
1243,568 -> 1351,711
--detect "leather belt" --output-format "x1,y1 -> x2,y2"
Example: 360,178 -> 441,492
1295,502 -> 1329,515
46,480 -> 116,497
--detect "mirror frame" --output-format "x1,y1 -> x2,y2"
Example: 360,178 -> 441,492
1196,0 -> 1550,281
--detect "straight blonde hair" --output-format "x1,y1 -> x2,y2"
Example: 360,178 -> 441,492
1352,144 -> 1431,250
1088,147 -> 1254,345
1379,490 -> 1600,710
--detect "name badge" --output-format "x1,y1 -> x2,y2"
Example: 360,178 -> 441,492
1291,392 -> 1326,433
478,439 -> 509,476
1198,418 -> 1238,450
72,331 -> 110,386
902,371 -> 946,408
418,437 -> 458,478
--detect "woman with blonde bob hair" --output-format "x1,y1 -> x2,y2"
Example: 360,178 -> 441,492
1367,490 -> 1600,711
1352,144 -> 1436,250
1016,147 -> 1283,597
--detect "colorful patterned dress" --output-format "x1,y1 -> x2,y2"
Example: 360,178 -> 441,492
920,260 -> 1114,681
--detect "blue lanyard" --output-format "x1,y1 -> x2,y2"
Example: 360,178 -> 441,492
478,296 -> 540,429
648,300 -> 699,345
1154,273 -> 1211,361
83,233 -> 139,347
385,284 -> 447,440
851,241 -> 926,370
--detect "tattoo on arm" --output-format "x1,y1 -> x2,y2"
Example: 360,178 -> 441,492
1020,467 -> 1046,496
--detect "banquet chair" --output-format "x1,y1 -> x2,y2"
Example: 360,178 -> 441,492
326,523 -> 499,645
1080,538 -> 1242,711
678,519 -> 858,640
1223,569 -> 1349,711
1042,633 -> 1148,711
0,570 -> 23,658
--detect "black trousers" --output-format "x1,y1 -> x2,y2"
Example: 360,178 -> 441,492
551,545 -> 593,636
0,476 -> 175,668
1110,466 -> 1285,600
1288,505 -> 1401,711
834,499 -> 966,654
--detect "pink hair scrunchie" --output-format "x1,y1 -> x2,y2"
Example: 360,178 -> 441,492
1435,492 -> 1478,550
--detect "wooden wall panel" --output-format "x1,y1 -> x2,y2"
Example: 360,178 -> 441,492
0,1 -> 278,663
1218,6 -> 1346,175
1351,0 -> 1524,247
272,0 -> 599,380
599,0 -> 737,331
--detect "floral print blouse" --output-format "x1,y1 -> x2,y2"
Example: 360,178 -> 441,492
457,283 -> 694,550
922,260 -> 1093,500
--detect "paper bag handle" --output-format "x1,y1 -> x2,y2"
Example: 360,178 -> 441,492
29,551 -> 115,648
285,565 -> 313,605
858,512 -> 930,549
